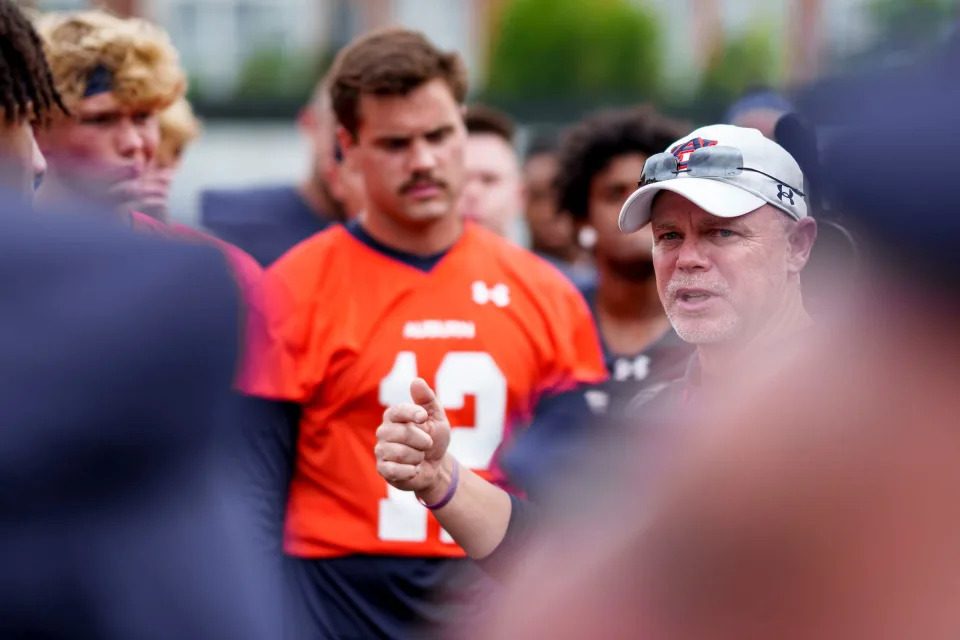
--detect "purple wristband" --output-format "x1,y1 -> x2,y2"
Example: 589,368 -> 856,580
419,460 -> 459,510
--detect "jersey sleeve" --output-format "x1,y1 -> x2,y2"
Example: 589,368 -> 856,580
238,250 -> 324,403
538,278 -> 607,395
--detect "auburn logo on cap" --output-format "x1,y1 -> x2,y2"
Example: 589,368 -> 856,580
670,137 -> 717,170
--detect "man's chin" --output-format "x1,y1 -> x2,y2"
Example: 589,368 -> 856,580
670,315 -> 743,345
400,202 -> 452,223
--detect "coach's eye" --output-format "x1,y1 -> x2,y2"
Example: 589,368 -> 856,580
710,229 -> 736,238
656,232 -> 680,243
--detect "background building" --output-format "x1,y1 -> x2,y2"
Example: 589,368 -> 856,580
23,0 -> 952,227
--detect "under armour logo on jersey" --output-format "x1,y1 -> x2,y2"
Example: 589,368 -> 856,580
777,184 -> 795,205
613,355 -> 651,382
471,281 -> 510,307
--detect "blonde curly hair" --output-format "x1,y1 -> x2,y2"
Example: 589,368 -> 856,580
157,97 -> 201,167
34,9 -> 186,113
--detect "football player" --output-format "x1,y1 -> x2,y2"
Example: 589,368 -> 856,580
456,104 -> 524,240
137,96 -> 201,222
32,10 -> 264,350
244,27 -> 606,639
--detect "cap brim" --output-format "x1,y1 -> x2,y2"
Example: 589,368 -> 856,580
618,178 -> 767,233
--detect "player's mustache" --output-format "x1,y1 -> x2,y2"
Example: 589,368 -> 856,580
666,275 -> 729,299
399,173 -> 447,194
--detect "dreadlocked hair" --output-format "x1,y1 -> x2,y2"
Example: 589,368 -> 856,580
0,0 -> 67,126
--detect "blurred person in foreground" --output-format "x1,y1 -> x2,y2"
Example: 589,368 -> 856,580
0,2 -> 275,636
32,11 -> 291,631
522,132 -> 596,289
476,58 -> 960,638
243,27 -> 606,639
374,123 -> 818,561
137,96 -> 201,222
505,107 -> 695,494
456,104 -> 525,240
201,73 -> 366,267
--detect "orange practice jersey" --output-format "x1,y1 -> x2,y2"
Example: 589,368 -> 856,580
244,223 -> 606,559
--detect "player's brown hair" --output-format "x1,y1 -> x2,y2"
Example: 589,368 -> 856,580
329,27 -> 468,137
0,0 -> 67,126
464,103 -> 515,144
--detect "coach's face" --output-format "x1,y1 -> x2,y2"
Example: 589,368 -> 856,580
343,78 -> 466,227
651,192 -> 815,345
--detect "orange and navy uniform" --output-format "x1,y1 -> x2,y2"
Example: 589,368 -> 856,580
244,221 -> 606,562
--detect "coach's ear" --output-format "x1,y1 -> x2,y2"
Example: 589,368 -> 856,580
787,217 -> 818,275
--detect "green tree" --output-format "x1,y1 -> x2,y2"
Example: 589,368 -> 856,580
484,0 -> 661,105
234,46 -> 333,101
694,24 -> 781,121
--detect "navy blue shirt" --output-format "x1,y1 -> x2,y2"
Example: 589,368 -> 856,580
537,251 -> 597,292
0,204 -> 279,638
200,184 -> 336,267
503,282 -> 693,498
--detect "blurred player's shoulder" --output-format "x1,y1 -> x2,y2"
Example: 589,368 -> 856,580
261,224 -> 355,312
200,184 -> 336,267
130,211 -> 263,283
169,222 -> 262,278
201,184 -> 308,226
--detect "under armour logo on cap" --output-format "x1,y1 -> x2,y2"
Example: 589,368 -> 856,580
777,184 -> 795,205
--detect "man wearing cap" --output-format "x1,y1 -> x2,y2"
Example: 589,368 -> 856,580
371,124 -> 818,562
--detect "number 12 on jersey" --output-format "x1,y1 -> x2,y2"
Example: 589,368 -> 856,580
378,351 -> 506,542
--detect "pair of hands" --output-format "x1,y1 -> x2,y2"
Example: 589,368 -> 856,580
375,378 -> 453,502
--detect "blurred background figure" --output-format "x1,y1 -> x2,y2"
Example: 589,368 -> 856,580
0,0 -> 61,202
138,96 -> 202,221
33,9 -> 186,217
724,87 -> 794,139
200,73 -> 364,266
457,103 -> 525,241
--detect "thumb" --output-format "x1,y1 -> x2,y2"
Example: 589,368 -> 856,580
410,377 -> 444,419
